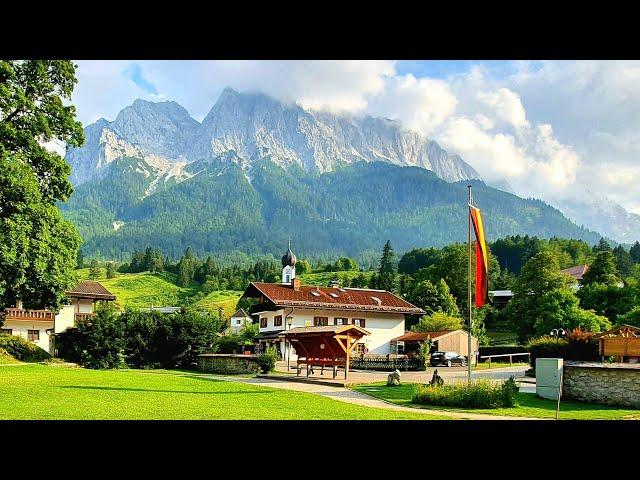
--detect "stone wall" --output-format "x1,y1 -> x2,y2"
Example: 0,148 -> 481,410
563,361 -> 640,408
197,354 -> 261,374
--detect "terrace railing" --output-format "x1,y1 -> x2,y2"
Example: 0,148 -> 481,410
75,313 -> 97,322
4,308 -> 54,321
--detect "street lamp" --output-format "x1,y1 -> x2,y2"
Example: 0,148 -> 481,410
550,328 -> 566,342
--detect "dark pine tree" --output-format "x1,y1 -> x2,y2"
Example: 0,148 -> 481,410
378,240 -> 397,293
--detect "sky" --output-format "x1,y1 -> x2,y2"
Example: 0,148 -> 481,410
71,60 -> 640,215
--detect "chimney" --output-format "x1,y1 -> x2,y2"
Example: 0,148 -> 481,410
292,277 -> 301,291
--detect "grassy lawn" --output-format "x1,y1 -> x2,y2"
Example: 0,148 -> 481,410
194,290 -> 243,318
352,383 -> 640,420
0,365 -> 449,420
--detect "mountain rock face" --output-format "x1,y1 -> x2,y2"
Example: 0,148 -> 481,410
558,194 -> 640,245
61,87 -> 607,258
66,88 -> 480,185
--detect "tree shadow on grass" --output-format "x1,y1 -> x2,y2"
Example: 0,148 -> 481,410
57,386 -> 273,395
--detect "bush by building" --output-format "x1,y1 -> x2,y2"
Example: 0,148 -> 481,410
0,335 -> 51,362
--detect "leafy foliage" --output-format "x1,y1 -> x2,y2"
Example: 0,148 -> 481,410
412,312 -> 464,332
0,60 -> 83,312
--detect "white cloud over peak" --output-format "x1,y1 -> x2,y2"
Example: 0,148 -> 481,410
71,60 -> 640,215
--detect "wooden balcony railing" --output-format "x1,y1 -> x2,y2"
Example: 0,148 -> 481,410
75,313 -> 97,322
4,308 -> 54,321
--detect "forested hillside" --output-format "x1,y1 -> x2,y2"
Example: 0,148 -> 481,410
62,159 -> 601,260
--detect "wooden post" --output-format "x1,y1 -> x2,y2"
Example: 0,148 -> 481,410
488,357 -> 491,369
345,334 -> 351,380
509,355 -> 513,367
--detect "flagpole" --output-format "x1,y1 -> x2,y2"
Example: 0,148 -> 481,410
467,185 -> 473,385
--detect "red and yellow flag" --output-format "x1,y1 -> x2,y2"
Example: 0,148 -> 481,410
470,206 -> 488,307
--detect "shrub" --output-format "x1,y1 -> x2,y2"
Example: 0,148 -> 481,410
256,346 -> 278,373
412,377 -> 519,409
526,336 -> 568,369
565,327 -> 599,361
0,335 -> 51,362
213,335 -> 243,354
58,307 -> 227,370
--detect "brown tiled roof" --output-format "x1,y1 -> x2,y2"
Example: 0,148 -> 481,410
284,325 -> 370,336
231,309 -> 249,318
67,280 -> 116,300
244,282 -> 425,315
394,330 -> 458,342
561,264 -> 589,281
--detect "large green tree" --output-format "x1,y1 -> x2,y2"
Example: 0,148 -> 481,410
0,60 -> 84,311
504,251 -> 570,341
581,251 -> 621,287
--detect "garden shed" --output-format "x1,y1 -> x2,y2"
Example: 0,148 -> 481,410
391,329 -> 478,360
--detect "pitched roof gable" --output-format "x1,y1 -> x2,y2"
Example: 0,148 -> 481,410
243,282 -> 424,315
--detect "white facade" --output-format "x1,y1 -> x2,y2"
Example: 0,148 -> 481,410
229,313 -> 252,334
2,296 -> 105,355
255,307 -> 405,360
1,319 -> 53,352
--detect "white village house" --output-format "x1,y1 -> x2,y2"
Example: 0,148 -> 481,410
240,245 -> 425,360
229,308 -> 251,334
1,280 -> 116,354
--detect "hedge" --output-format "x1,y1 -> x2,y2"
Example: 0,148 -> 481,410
0,335 -> 51,362
412,377 -> 520,408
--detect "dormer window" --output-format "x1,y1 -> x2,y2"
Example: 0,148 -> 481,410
310,291 -> 320,297
329,293 -> 339,298
371,296 -> 382,305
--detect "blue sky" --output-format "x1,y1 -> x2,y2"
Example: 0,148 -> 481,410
71,60 -> 640,215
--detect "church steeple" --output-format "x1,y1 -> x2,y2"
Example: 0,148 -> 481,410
281,239 -> 297,284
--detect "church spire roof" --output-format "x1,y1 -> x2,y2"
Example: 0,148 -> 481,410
281,239 -> 297,268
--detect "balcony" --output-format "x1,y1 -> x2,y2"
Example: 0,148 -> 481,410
75,312 -> 97,322
4,308 -> 54,322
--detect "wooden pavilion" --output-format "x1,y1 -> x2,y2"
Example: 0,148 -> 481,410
283,325 -> 370,379
595,324 -> 640,362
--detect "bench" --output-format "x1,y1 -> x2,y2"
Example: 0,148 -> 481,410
296,357 -> 346,379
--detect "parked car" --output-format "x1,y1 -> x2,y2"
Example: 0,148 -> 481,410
430,351 -> 467,367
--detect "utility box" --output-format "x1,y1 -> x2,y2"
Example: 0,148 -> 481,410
536,358 -> 563,400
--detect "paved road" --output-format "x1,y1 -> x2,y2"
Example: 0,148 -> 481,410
202,373 -> 538,420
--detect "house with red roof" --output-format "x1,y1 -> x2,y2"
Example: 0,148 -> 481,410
239,244 -> 425,360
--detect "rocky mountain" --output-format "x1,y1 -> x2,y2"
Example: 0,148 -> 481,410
61,88 -> 607,259
557,193 -> 640,245
66,88 -> 480,185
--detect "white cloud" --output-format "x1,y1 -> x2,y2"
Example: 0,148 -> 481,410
70,60 -> 640,216
366,74 -> 457,135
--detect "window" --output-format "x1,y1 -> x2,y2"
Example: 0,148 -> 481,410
310,291 -> 320,297
370,296 -> 382,305
27,330 -> 39,342
0,328 -> 12,335
236,319 -> 242,325
274,315 -> 283,327
353,318 -> 365,328
329,293 -> 339,298
334,317 -> 346,325
313,317 -> 328,326
260,317 -> 267,328
355,343 -> 366,355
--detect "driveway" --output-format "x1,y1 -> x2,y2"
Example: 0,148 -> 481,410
274,361 -> 529,385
